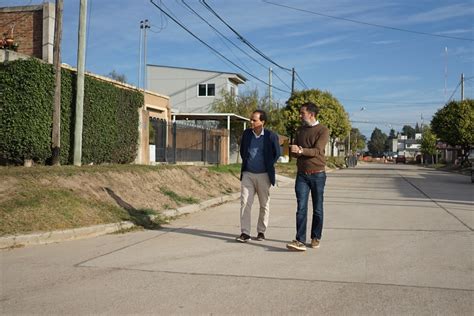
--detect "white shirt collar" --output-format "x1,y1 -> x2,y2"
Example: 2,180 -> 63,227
252,128 -> 265,138
311,120 -> 319,127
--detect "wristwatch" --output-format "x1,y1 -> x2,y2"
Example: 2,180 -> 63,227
298,148 -> 303,154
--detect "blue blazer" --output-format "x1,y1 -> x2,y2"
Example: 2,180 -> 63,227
240,128 -> 281,186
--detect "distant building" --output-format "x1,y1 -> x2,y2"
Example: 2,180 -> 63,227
394,136 -> 421,159
146,65 -> 247,113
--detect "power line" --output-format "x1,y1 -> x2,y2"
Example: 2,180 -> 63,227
338,97 -> 443,105
200,0 -> 293,72
149,0 -> 291,94
181,0 -> 292,93
447,81 -> 461,103
351,120 -> 416,126
262,0 -> 474,42
294,71 -> 309,89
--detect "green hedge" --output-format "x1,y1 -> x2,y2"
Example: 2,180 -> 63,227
0,58 -> 143,165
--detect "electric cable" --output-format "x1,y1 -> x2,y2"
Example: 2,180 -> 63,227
149,0 -> 291,94
262,0 -> 474,42
200,0 -> 293,72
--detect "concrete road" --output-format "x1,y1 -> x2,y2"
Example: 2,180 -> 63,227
1,163 -> 473,315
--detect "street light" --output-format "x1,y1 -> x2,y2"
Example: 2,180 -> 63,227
348,107 -> 366,156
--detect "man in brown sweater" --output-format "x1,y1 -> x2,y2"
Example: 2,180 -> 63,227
286,102 -> 330,251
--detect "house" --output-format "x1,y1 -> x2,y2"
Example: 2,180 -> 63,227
391,135 -> 421,160
0,3 -> 55,63
146,65 -> 247,113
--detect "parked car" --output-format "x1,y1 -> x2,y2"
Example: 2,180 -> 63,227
395,155 -> 406,164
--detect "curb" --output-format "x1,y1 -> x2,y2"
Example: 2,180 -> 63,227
0,192 -> 240,250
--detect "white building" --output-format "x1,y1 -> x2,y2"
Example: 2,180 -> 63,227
146,65 -> 247,113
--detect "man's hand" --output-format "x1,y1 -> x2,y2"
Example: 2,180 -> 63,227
290,145 -> 302,154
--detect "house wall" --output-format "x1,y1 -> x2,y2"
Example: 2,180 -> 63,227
0,3 -> 54,63
139,91 -> 171,165
147,66 -> 237,113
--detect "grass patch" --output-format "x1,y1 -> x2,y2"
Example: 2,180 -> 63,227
0,164 -> 239,236
208,163 -> 241,177
0,186 -> 129,236
160,187 -> 199,205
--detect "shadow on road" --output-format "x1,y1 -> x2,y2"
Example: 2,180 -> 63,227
160,226 -> 290,252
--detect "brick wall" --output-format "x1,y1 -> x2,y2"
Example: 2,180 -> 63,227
1,7 -> 44,59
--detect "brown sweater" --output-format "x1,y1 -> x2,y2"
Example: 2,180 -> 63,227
292,123 -> 330,172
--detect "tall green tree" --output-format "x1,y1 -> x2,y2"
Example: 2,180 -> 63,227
347,128 -> 366,152
283,89 -> 350,156
368,128 -> 387,156
389,128 -> 397,138
402,125 -> 416,139
415,122 -> 421,133
420,126 -> 437,165
431,99 -> 473,158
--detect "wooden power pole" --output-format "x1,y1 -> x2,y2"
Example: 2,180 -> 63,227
51,0 -> 63,165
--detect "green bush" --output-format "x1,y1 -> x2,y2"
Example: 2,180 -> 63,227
0,58 -> 143,165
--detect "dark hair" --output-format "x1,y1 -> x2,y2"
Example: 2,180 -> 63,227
301,102 -> 319,115
253,109 -> 267,122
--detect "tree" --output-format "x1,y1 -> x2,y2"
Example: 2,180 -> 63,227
347,128 -> 366,152
431,99 -> 474,160
385,128 -> 397,154
108,70 -> 127,83
211,88 -> 286,155
388,128 -> 396,139
420,126 -> 437,165
402,125 -> 416,139
368,128 -> 387,156
414,122 -> 421,133
283,89 -> 350,156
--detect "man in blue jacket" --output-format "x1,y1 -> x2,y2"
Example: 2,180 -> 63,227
236,109 -> 281,243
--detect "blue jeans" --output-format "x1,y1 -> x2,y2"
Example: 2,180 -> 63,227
295,172 -> 326,243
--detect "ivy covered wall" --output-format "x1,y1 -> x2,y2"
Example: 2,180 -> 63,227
0,58 -> 143,165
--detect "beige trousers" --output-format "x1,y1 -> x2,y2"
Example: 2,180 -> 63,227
240,171 -> 271,235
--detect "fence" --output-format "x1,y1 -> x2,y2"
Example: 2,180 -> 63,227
149,118 -> 228,164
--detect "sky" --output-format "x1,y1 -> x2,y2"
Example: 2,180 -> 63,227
3,0 -> 474,137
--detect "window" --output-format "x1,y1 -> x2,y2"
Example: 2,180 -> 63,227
198,83 -> 215,97
230,86 -> 236,97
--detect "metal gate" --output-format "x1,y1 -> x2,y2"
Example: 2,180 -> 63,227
150,118 -> 222,164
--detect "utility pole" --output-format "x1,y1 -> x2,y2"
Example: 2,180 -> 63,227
461,73 -> 464,101
268,67 -> 272,106
51,0 -> 63,166
138,20 -> 143,89
142,19 -> 150,90
291,67 -> 295,96
73,0 -> 87,166
444,46 -> 448,102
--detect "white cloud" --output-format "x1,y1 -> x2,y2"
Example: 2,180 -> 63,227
298,36 -> 346,49
404,3 -> 474,24
371,40 -> 399,45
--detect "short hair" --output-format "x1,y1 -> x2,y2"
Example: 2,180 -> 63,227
253,109 -> 267,122
301,102 -> 319,115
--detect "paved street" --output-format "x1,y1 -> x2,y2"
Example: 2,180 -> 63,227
1,163 -> 473,315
